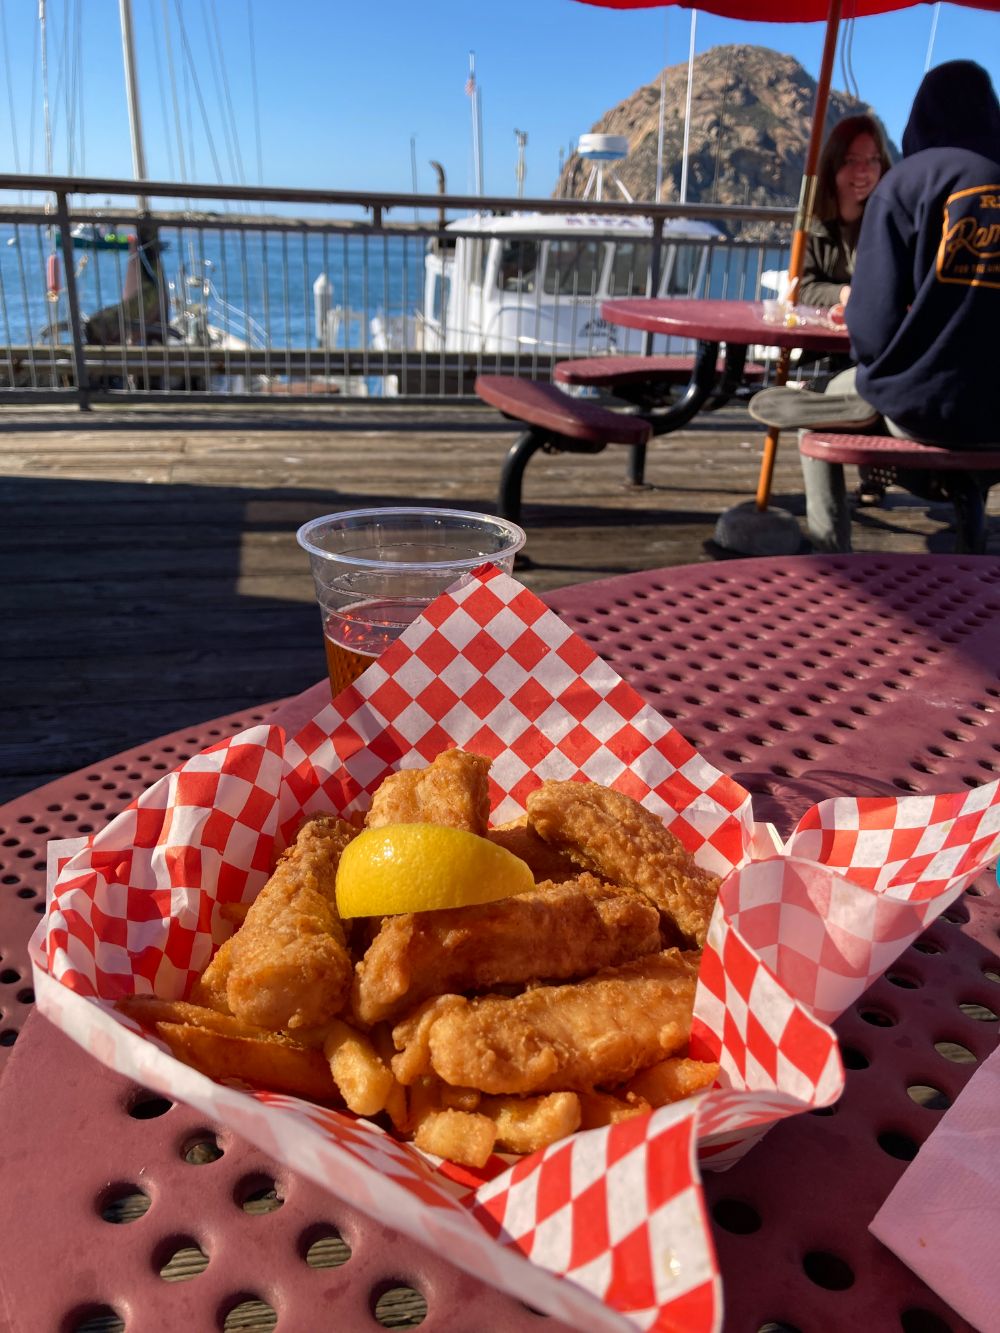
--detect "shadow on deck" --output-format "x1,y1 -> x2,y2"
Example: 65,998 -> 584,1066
1,402 -> 994,802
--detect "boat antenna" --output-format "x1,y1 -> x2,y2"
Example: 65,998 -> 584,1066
410,134 -> 419,220
679,10 -> 697,205
119,0 -> 149,210
514,129 -> 527,199
466,51 -> 483,195
39,0 -> 53,178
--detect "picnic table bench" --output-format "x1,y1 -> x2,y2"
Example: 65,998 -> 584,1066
476,374 -> 652,524
800,431 -> 1000,552
476,347 -> 767,522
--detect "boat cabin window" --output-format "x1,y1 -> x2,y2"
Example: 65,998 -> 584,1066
498,240 -> 538,293
608,241 -> 652,296
664,243 -> 699,297
431,274 -> 451,322
543,240 -> 602,297
467,239 -> 487,287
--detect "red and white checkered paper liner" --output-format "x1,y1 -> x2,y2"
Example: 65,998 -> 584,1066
32,567 -> 1000,1333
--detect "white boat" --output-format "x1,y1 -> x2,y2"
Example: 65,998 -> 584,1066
362,211 -> 723,360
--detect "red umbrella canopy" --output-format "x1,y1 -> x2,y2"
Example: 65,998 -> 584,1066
578,0 -> 1000,15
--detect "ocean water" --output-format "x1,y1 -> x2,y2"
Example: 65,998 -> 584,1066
0,223 -> 426,349
0,220 -> 785,352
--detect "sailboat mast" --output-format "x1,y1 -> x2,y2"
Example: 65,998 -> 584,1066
467,52 -> 483,195
679,11 -> 697,205
118,0 -> 148,209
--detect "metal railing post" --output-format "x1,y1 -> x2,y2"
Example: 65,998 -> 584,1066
643,214 -> 664,359
55,191 -> 91,410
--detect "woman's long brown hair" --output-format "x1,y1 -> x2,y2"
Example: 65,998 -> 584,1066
813,114 -> 893,222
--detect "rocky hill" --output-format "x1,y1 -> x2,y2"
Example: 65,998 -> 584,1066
554,45 -> 898,225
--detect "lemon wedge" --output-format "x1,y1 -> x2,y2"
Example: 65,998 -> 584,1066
335,823 -> 535,918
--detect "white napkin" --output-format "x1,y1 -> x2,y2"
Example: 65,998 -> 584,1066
870,1042 -> 1000,1333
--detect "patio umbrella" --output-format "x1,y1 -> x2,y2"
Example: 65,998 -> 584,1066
574,0 -> 1000,510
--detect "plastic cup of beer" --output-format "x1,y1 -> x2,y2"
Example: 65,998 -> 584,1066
296,507 -> 527,695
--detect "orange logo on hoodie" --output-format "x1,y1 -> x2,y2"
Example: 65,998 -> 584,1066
938,184 -> 1000,288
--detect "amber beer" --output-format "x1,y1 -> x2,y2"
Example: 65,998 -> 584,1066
324,634 -> 376,694
322,597 -> 426,694
298,508 -> 527,699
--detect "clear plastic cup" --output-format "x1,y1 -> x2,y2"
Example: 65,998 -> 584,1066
761,298 -> 782,324
296,507 -> 527,694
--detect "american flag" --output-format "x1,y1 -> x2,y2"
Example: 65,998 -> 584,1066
465,71 -> 476,97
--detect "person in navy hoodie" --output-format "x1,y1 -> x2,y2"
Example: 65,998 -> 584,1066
749,60 -> 1000,549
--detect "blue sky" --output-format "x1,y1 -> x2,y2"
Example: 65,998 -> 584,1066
1,1 -> 998,200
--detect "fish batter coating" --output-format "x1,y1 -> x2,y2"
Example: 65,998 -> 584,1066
526,781 -> 720,947
365,748 -> 491,834
225,814 -> 356,1031
486,818 -> 583,884
392,949 -> 699,1095
351,874 -> 661,1025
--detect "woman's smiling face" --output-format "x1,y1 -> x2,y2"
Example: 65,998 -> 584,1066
836,132 -> 883,219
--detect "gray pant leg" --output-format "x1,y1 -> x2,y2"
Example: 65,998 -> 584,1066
826,366 -> 858,395
801,443 -> 852,552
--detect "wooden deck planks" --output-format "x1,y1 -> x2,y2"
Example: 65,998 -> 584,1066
2,400 -> 998,804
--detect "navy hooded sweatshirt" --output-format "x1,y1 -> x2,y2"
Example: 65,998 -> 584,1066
846,61 -> 1000,444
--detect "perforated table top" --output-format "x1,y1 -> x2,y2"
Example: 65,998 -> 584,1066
1,554 -> 998,1333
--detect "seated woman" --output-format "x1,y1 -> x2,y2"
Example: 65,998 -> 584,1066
765,114 -> 892,503
798,113 -> 892,323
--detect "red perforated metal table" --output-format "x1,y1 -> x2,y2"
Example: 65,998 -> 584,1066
1,553 -> 998,1333
601,298 -> 850,356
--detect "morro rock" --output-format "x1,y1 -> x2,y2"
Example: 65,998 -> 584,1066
554,44 -> 898,220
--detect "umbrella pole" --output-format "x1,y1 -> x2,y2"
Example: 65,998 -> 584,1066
755,0 -> 842,511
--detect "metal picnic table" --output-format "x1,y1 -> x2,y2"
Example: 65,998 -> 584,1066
0,553 -> 997,1332
602,298 -> 852,527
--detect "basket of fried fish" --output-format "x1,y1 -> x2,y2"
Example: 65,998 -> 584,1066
118,749 -> 720,1168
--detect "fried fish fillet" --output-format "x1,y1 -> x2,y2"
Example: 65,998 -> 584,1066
365,748 -> 491,834
351,873 -> 661,1025
486,818 -> 583,884
526,781 -> 720,947
225,814 -> 356,1031
391,949 -> 699,1095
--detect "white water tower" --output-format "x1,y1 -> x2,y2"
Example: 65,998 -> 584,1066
578,133 -> 632,203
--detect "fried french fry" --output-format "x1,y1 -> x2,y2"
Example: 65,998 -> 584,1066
479,1091 -> 581,1154
405,1074 -> 443,1132
439,1085 -> 481,1113
578,1090 -> 651,1130
189,935 -> 235,1013
622,1057 -> 719,1108
117,994 -> 271,1039
412,1108 -> 497,1168
370,1024 -> 408,1131
322,1019 -> 395,1116
284,1023 -> 333,1049
154,1022 -> 340,1104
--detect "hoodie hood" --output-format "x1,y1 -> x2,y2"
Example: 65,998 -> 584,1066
901,60 -> 1000,158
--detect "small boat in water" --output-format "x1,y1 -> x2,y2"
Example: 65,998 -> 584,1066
55,223 -> 133,251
